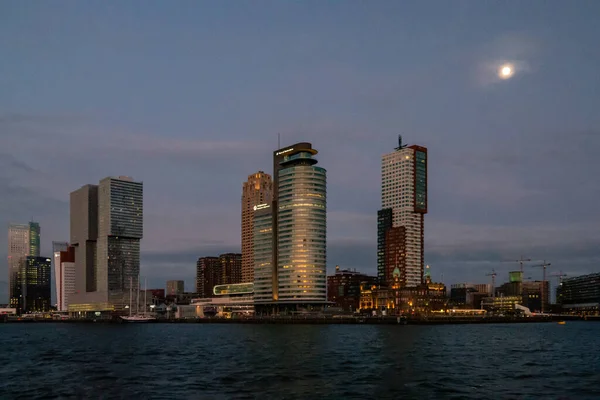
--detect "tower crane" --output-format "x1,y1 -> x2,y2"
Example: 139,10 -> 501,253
550,271 -> 567,283
485,269 -> 497,298
514,256 -> 533,273
532,260 -> 551,313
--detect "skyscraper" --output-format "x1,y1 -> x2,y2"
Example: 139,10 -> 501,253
254,142 -> 327,311
8,222 -> 40,307
378,136 -> 427,288
15,256 -> 51,314
69,176 -> 143,315
97,176 -> 143,306
241,171 -> 273,283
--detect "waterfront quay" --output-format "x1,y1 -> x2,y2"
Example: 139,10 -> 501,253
2,314 -> 595,325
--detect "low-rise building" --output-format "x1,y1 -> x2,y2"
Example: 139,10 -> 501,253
557,273 -> 600,315
327,266 -> 376,312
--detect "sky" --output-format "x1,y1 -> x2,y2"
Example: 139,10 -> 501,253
1,1 -> 600,302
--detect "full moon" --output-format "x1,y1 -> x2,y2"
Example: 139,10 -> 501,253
499,64 -> 514,79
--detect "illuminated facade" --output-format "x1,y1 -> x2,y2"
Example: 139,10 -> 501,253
379,136 -> 427,288
359,280 -> 447,315
327,266 -> 376,312
241,171 -> 273,283
253,204 -> 273,304
481,296 -> 522,313
254,143 -> 327,311
8,222 -> 40,307
275,144 -> 327,305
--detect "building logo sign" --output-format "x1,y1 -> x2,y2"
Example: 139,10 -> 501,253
275,148 -> 294,156
253,204 -> 270,211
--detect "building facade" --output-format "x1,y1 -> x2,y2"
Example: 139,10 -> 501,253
52,241 -> 69,309
97,176 -> 143,307
70,184 -> 99,294
55,246 -> 76,311
69,176 -> 143,315
557,273 -> 600,314
220,253 -> 242,285
166,280 -> 185,296
253,143 -> 327,311
196,256 -> 221,298
14,256 -> 52,314
8,222 -> 40,307
274,143 -> 327,306
253,204 -> 273,304
327,266 -> 377,312
378,136 -> 427,288
241,172 -> 273,283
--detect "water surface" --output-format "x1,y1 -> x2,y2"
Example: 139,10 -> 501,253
1,322 -> 599,399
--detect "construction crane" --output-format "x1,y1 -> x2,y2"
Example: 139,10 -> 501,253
515,256 -> 533,273
550,271 -> 567,283
532,260 -> 551,313
485,269 -> 497,297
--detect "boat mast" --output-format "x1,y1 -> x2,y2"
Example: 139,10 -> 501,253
129,276 -> 132,317
144,278 -> 147,316
136,275 -> 140,315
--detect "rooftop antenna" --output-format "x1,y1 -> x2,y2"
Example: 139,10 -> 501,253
278,133 -> 281,149
395,134 -> 407,151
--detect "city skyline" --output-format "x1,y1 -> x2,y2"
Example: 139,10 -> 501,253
2,2 -> 600,299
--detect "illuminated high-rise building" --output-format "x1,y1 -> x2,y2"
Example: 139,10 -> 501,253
241,171 -> 273,283
8,222 -> 40,307
254,142 -> 327,311
378,136 -> 427,288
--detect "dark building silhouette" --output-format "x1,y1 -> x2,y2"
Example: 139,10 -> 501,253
557,273 -> 600,314
220,253 -> 242,285
14,256 -> 51,314
327,266 -> 376,312
196,257 -> 221,297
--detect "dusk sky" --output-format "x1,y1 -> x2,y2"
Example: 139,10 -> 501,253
2,1 -> 599,300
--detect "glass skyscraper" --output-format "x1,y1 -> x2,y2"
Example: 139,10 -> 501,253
254,142 -> 327,311
69,176 -> 143,315
8,221 -> 40,307
98,176 -> 143,307
253,204 -> 273,304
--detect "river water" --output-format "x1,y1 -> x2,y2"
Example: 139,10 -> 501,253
1,322 -> 599,399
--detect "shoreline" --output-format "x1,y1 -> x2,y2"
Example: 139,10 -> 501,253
3,315 -> 597,325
